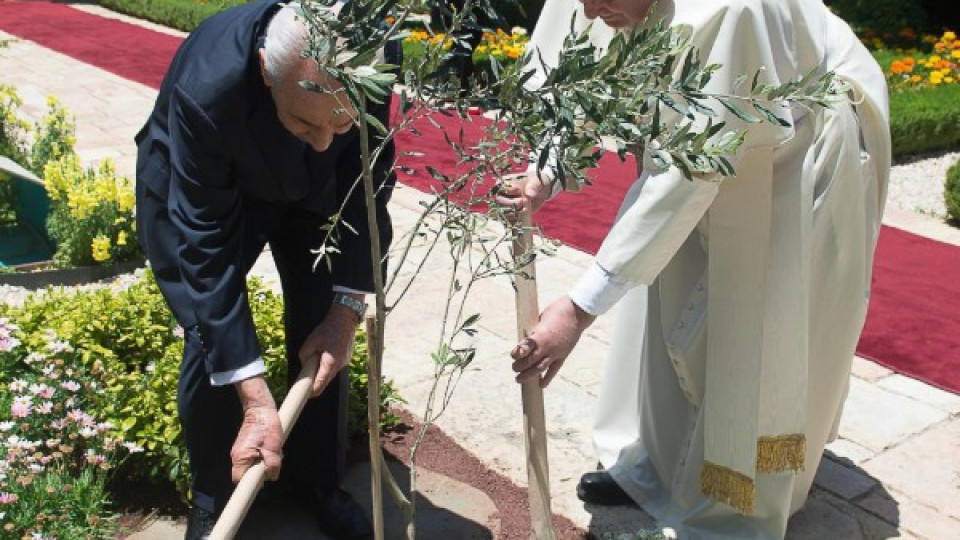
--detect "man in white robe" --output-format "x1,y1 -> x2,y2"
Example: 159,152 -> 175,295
500,1 -> 890,537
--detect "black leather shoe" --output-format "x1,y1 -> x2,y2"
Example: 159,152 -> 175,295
312,488 -> 374,540
576,470 -> 634,506
184,506 -> 216,540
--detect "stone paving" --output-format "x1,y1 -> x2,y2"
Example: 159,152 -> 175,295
2,4 -> 960,538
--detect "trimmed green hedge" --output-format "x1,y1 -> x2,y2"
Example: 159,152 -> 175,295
946,158 -> 960,222
889,83 -> 960,157
97,0 -> 247,32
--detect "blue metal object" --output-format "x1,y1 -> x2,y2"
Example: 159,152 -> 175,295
0,156 -> 54,267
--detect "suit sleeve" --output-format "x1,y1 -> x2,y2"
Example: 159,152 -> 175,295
330,99 -> 396,292
167,85 -> 262,376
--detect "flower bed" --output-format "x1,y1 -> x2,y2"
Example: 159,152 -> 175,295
401,26 -> 530,74
0,86 -> 142,272
0,270 -> 402,537
0,317 -> 141,539
874,30 -> 960,157
885,31 -> 959,88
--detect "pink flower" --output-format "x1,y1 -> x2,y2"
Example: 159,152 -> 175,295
0,336 -> 19,352
37,401 -> 53,415
60,381 -> 81,393
30,384 -> 55,399
0,492 -> 18,504
11,396 -> 32,418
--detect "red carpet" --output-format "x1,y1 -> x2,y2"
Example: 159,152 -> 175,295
2,1 -> 958,393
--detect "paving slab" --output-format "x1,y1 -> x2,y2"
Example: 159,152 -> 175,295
876,374 -> 960,415
838,378 -> 949,452
860,417 -> 960,521
813,456 -> 878,501
824,437 -> 879,465
851,355 -> 894,383
786,488 -> 903,540
856,487 -> 960,540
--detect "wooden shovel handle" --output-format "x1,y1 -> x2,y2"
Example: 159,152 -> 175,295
208,354 -> 320,540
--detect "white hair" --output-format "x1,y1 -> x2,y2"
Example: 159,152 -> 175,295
262,3 -> 310,83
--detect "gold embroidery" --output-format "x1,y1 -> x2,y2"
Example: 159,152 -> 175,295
700,461 -> 755,515
756,434 -> 806,473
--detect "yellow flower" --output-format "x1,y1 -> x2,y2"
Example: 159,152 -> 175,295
67,185 -> 97,220
91,235 -> 111,262
952,50 -> 960,59
116,231 -> 127,246
944,31 -> 957,42
946,77 -> 956,84
910,75 -> 922,83
116,187 -> 135,213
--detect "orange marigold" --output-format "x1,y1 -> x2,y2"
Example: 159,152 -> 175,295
890,60 -> 907,74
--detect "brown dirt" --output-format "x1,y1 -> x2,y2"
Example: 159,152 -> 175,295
381,409 -> 589,540
110,406 -> 590,539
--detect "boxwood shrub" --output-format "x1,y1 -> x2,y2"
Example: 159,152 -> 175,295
945,158 -> 960,222
889,83 -> 960,158
97,0 -> 248,32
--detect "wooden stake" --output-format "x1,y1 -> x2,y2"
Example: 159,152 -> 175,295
513,210 -> 557,540
208,354 -> 320,540
366,315 -> 385,540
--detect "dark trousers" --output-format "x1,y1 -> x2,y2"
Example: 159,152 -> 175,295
136,183 -> 348,514
431,0 -> 484,92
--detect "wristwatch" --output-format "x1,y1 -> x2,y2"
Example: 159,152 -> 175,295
333,292 -> 368,322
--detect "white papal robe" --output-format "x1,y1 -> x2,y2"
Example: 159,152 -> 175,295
527,1 -> 890,538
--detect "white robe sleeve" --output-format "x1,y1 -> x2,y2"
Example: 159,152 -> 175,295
569,0 -> 798,290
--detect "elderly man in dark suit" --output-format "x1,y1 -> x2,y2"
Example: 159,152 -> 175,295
134,1 -> 394,538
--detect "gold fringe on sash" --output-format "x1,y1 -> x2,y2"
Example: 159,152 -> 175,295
756,434 -> 806,473
700,461 -> 755,515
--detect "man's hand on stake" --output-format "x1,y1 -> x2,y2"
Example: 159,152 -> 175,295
495,171 -> 552,223
511,296 -> 596,387
299,298 -> 361,397
231,376 -> 283,483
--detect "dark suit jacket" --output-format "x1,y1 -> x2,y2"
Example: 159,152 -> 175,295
135,0 -> 394,374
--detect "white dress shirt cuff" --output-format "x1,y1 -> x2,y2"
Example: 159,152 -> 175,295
568,262 -> 635,316
332,285 -> 371,295
209,358 -> 267,387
